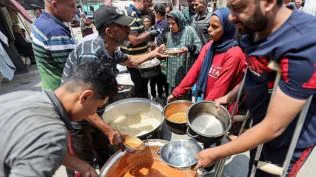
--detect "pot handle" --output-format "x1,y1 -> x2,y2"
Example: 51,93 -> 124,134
186,126 -> 199,138
157,148 -> 161,156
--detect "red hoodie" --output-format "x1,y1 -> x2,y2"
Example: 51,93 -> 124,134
172,41 -> 247,101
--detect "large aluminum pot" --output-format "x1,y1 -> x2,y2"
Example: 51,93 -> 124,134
163,100 -> 192,134
102,98 -> 164,139
99,139 -> 197,177
187,101 -> 231,145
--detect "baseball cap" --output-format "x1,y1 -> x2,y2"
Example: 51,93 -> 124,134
94,6 -> 135,30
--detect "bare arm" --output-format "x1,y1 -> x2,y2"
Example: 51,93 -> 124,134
214,82 -> 241,106
62,151 -> 98,177
128,32 -> 151,46
195,87 -> 306,169
86,113 -> 113,134
122,44 -> 168,67
85,113 -> 122,145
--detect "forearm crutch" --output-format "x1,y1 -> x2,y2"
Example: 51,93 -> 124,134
250,61 -> 313,177
228,68 -> 251,135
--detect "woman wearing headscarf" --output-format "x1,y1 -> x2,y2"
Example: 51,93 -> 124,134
167,8 -> 246,113
164,10 -> 202,95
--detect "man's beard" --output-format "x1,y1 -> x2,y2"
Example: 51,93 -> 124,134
237,5 -> 268,36
116,38 -> 128,46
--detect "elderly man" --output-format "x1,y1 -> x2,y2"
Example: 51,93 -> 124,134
195,0 -> 316,177
191,0 -> 212,45
121,0 -> 160,98
31,0 -> 76,90
62,6 -> 167,176
0,61 -> 118,177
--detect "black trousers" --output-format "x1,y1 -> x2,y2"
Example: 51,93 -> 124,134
128,67 -> 148,98
149,73 -> 168,98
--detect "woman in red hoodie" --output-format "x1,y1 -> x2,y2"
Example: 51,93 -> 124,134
167,7 -> 246,112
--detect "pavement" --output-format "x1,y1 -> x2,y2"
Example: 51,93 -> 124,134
0,39 -> 315,177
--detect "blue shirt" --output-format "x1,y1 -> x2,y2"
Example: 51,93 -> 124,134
155,18 -> 169,46
241,11 -> 316,148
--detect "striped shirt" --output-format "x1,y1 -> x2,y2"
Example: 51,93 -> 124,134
31,12 -> 75,90
120,4 -> 149,55
61,35 -> 128,82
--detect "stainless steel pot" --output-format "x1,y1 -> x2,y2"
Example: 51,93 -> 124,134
187,101 -> 231,144
102,98 -> 164,139
100,139 -> 197,177
163,100 -> 192,134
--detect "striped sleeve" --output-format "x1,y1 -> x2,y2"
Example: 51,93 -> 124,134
130,18 -> 144,33
47,35 -> 75,69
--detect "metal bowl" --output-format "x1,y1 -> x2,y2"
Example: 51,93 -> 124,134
164,48 -> 183,57
160,139 -> 203,168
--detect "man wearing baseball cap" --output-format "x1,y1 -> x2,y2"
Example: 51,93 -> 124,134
62,6 -> 167,177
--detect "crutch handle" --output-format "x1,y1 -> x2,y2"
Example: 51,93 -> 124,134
232,115 -> 248,122
257,161 -> 283,176
268,61 -> 281,72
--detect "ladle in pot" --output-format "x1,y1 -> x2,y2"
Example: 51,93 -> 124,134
122,134 -> 145,152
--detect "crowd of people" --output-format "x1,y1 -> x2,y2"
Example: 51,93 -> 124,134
0,0 -> 315,177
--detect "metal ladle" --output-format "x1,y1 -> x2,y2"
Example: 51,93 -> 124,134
122,134 -> 145,152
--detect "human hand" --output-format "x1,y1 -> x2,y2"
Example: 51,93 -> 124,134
214,95 -> 230,108
149,30 -> 160,37
194,148 -> 219,170
78,165 -> 98,177
155,44 -> 169,58
167,94 -> 176,103
107,129 -> 122,146
179,47 -> 189,54
118,85 -> 124,91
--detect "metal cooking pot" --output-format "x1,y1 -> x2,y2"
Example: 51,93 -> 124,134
100,139 -> 197,177
163,100 -> 192,134
102,98 -> 164,139
187,101 -> 231,145
138,58 -> 161,78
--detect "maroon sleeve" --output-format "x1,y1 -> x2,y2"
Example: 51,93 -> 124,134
172,42 -> 212,98
205,48 -> 246,100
